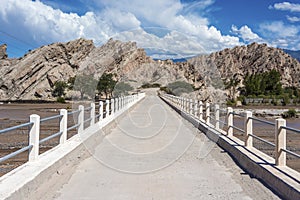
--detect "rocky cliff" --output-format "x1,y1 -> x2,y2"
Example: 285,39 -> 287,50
0,44 -> 7,59
190,43 -> 300,88
0,38 -> 94,100
0,39 -> 299,101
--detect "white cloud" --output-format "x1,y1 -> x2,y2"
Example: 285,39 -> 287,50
101,9 -> 141,31
270,2 -> 300,12
287,15 -> 300,22
260,21 -> 299,37
0,0 -> 113,44
257,21 -> 300,49
231,25 -> 264,43
0,0 -> 242,58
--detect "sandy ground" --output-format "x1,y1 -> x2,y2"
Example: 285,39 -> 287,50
35,95 -> 280,200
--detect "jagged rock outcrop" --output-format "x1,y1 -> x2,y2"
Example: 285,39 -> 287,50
0,38 -> 95,100
79,39 -> 195,88
0,44 -> 7,59
79,38 -> 153,77
0,39 -> 299,101
185,43 -> 300,101
190,43 -> 300,88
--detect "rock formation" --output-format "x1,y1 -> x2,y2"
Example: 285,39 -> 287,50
192,42 -> 300,88
0,38 -> 94,100
0,44 -> 7,59
0,39 -> 299,101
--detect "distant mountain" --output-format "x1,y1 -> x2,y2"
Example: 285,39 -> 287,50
153,57 -> 191,63
283,49 -> 300,62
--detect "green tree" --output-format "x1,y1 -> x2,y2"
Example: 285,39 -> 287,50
113,82 -> 134,96
73,74 -> 97,100
52,81 -> 67,97
243,70 -> 282,96
97,73 -> 117,99
263,69 -> 282,95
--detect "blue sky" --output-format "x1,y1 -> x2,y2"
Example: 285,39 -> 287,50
1,0 -> 300,59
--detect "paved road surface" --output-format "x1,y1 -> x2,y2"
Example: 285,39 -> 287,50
41,93 -> 279,200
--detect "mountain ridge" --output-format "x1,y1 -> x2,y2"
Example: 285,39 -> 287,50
0,39 -> 299,101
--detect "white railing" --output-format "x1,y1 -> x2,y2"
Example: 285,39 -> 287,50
161,94 -> 300,169
0,93 -> 145,168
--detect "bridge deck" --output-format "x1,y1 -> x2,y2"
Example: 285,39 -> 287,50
40,94 -> 278,199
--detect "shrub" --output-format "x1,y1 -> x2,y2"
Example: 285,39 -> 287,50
282,109 -> 297,118
282,94 -> 290,106
160,86 -> 173,94
226,99 -> 236,106
56,97 -> 66,103
140,83 -> 161,88
52,81 -> 67,97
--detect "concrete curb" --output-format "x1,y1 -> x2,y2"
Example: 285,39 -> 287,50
160,96 -> 300,200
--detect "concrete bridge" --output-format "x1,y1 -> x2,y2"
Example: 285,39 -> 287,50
0,89 -> 299,199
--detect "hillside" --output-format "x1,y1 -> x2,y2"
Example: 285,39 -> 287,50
0,39 -> 299,101
189,43 -> 300,88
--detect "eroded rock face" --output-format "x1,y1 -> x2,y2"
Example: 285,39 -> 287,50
0,39 -> 299,101
0,38 -> 95,100
78,39 -> 197,89
187,43 -> 300,101
193,42 -> 300,88
0,44 -> 7,59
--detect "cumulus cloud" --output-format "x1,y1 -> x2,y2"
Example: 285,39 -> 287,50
0,0 -> 242,58
231,25 -> 264,43
270,2 -> 300,12
91,0 -> 242,54
287,15 -> 300,22
0,0 -> 113,45
259,21 -> 299,37
114,29 -> 208,59
258,21 -> 300,49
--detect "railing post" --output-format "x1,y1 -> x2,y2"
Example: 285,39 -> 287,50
206,103 -> 210,124
106,99 -> 110,117
244,111 -> 253,147
120,97 -> 123,109
227,107 -> 233,137
194,99 -> 198,117
90,102 -> 95,126
186,98 -> 189,112
275,118 -> 286,166
78,105 -> 84,133
181,97 -> 184,110
111,99 -> 115,115
215,104 -> 219,129
99,101 -> 104,121
29,114 -> 40,161
199,101 -> 203,120
119,97 -> 122,110
59,109 -> 68,144
115,98 -> 119,112
189,99 -> 193,114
